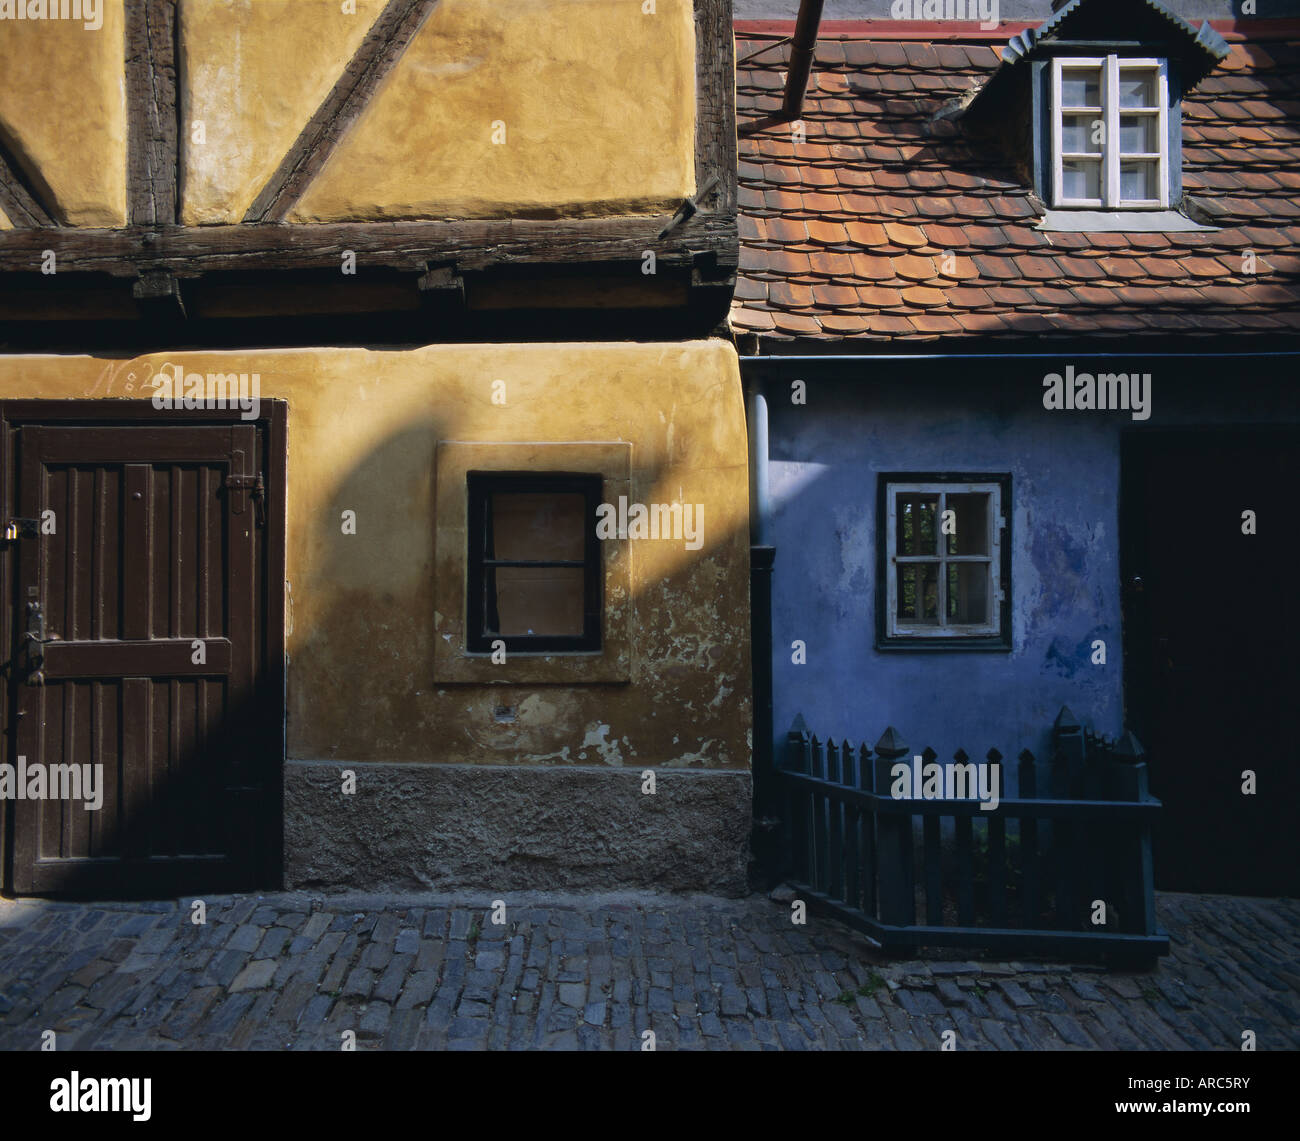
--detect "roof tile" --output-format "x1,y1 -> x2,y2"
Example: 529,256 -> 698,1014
847,253 -> 895,280
902,285 -> 949,308
774,312 -> 831,335
894,254 -> 938,281
807,219 -> 851,245
846,221 -> 889,247
884,223 -> 930,249
767,218 -> 809,244
769,281 -> 816,309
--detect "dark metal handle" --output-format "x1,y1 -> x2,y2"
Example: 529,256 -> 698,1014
23,601 -> 46,685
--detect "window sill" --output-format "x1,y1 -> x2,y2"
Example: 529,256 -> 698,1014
1036,208 -> 1218,233
875,637 -> 1013,653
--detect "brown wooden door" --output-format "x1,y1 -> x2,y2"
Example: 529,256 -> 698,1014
1121,430 -> 1300,896
3,413 -> 281,896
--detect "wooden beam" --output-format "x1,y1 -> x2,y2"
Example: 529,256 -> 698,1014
0,136 -> 53,228
417,262 -> 465,310
0,214 -> 736,277
244,0 -> 440,223
695,0 -> 738,218
125,0 -> 179,227
132,270 -> 186,320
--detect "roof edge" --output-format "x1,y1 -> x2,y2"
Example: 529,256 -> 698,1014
734,18 -> 1300,43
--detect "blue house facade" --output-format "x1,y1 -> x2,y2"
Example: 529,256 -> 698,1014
735,0 -> 1300,900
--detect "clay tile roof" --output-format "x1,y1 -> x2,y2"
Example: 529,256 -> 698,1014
732,27 -> 1300,345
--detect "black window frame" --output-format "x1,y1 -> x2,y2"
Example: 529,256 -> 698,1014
875,471 -> 1013,653
466,471 -> 603,654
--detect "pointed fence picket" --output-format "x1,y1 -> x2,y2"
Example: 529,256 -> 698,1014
777,706 -> 1168,962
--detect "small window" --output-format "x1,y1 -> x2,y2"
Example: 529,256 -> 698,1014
877,475 -> 1010,650
1052,56 -> 1168,209
466,473 -> 602,653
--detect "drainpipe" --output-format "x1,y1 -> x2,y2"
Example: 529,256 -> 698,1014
783,0 -> 826,120
738,0 -> 825,137
746,375 -> 778,883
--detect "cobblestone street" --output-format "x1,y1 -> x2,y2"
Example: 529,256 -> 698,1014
0,891 -> 1295,1051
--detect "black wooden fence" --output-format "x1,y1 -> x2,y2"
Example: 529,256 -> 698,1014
778,706 -> 1169,962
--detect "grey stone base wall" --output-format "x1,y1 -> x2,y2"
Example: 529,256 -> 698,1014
283,761 -> 752,896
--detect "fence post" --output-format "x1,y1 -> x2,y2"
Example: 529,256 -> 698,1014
1052,706 -> 1084,928
874,727 -> 913,929
1019,749 -> 1040,928
859,741 -> 877,919
784,715 -> 811,885
985,748 -> 1008,925
1053,705 -> 1086,796
1112,730 -> 1158,939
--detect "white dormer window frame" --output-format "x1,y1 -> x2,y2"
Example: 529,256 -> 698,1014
1051,56 -> 1169,209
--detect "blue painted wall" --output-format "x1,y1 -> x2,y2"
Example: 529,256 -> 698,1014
760,359 -> 1300,786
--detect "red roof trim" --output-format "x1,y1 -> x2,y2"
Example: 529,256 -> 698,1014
734,18 -> 1300,43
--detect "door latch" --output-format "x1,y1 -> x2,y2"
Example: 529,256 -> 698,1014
4,517 -> 39,542
225,471 -> 266,527
24,600 -> 47,686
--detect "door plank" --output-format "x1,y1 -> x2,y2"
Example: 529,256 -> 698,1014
42,638 -> 233,677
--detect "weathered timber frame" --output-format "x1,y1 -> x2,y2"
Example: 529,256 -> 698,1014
0,0 -> 737,315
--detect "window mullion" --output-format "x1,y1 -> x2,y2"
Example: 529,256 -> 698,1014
1158,60 -> 1169,206
1051,58 -> 1064,207
936,491 -> 947,626
887,489 -> 898,634
1105,55 -> 1120,208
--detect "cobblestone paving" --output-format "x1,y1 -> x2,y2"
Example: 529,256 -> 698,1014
0,891 -> 1295,1051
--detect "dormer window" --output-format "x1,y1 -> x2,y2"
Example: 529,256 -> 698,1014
957,0 -> 1230,231
1051,56 -> 1169,209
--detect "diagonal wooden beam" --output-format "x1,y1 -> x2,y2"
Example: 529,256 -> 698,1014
126,0 -> 180,227
244,0 -> 440,223
0,133 -> 54,227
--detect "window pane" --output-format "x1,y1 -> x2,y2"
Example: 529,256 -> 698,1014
896,492 -> 938,556
1118,71 -> 1157,108
1060,68 -> 1101,107
1061,114 -> 1102,154
1120,160 -> 1157,200
945,493 -> 990,556
489,567 -> 585,636
1120,114 -> 1157,154
1061,158 -> 1101,200
947,563 -> 990,626
899,563 -> 939,623
490,492 -> 585,561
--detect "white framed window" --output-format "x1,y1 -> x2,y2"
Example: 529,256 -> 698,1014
1051,56 -> 1168,209
879,477 -> 1009,647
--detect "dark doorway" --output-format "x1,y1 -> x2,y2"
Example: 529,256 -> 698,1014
1121,429 -> 1300,896
0,402 -> 285,897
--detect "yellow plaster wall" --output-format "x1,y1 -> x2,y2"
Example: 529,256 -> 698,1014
0,342 -> 750,771
178,0 -> 389,225
0,205 -> 11,230
0,2 -> 125,226
289,0 -> 698,221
